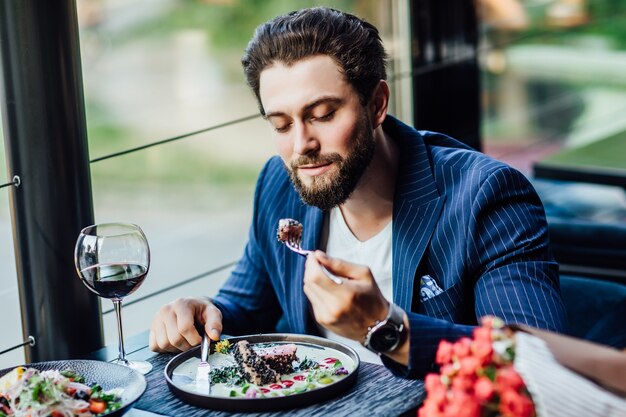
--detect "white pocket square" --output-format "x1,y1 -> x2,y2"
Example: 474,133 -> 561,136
420,275 -> 444,301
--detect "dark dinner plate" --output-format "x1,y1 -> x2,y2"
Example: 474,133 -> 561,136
0,359 -> 146,417
165,333 -> 360,412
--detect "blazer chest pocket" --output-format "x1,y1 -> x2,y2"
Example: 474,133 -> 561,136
418,278 -> 464,321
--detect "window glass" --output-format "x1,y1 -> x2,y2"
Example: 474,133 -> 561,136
0,120 -> 23,368
78,0 -> 411,343
479,0 -> 626,174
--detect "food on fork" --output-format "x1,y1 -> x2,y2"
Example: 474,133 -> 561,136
276,218 -> 303,244
276,218 -> 343,284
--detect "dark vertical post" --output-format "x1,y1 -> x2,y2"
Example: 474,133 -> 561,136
410,0 -> 482,150
0,0 -> 104,361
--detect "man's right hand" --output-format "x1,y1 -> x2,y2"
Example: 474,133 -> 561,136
149,296 -> 223,353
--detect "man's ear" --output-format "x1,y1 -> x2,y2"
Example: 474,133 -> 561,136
369,80 -> 390,129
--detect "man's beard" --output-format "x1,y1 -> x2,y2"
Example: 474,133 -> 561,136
286,117 -> 376,211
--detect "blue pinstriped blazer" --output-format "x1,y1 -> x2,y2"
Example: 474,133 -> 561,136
212,116 -> 566,379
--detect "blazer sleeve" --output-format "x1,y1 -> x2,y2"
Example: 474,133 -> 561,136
383,166 -> 566,379
468,166 -> 566,331
211,161 -> 282,335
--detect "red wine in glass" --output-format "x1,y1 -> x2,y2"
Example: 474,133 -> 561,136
80,263 -> 147,299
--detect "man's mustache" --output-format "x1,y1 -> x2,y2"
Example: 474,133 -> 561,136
291,153 -> 342,170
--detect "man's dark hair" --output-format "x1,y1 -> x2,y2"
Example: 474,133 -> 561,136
242,7 -> 387,115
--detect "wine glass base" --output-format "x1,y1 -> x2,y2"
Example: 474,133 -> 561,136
128,360 -> 153,375
112,358 -> 153,374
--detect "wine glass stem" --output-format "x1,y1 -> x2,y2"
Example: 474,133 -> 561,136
112,299 -> 128,364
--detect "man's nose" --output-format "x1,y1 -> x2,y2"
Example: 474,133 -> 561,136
293,121 -> 319,156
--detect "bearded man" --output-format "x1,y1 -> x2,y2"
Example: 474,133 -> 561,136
150,7 -> 566,378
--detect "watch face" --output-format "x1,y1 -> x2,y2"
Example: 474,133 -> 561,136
369,324 -> 400,353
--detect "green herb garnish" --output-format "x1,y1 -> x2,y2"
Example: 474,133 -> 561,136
210,366 -> 248,386
61,370 -> 85,383
295,357 -> 319,371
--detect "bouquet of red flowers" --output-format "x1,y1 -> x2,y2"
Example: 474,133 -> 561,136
419,317 -> 536,417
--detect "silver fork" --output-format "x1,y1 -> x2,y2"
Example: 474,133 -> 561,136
285,237 -> 312,257
195,332 -> 211,394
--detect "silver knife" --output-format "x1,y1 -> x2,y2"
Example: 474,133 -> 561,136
195,332 -> 211,394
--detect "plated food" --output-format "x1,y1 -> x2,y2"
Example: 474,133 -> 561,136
0,366 -> 121,416
0,360 -> 146,417
173,339 -> 352,399
166,334 -> 359,411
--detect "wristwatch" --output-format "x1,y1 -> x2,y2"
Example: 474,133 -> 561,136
362,303 -> 406,354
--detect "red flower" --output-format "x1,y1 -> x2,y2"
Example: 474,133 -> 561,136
480,315 -> 504,329
435,340 -> 454,365
474,376 -> 495,402
472,334 -> 494,365
480,316 -> 496,328
451,375 -> 474,395
499,388 -> 535,417
418,399 -> 444,417
424,374 -> 447,406
453,337 -> 472,359
496,366 -> 525,392
442,393 -> 481,417
472,326 -> 492,343
419,316 -> 535,417
425,374 -> 444,392
440,363 -> 457,378
458,356 -> 481,377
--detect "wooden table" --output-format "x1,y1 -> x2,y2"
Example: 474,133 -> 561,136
533,130 -> 626,188
85,332 -> 425,417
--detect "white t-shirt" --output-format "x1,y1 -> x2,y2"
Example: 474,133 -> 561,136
318,207 -> 393,364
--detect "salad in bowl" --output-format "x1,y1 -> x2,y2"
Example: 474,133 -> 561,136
0,366 -> 122,417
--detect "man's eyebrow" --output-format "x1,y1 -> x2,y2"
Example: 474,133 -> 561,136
264,96 -> 343,119
302,96 -> 343,113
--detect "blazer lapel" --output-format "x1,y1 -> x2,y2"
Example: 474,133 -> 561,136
388,117 -> 446,312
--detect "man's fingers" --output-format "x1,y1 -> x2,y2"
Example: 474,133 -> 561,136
150,318 -> 181,353
313,250 -> 371,281
304,253 -> 343,290
149,325 -> 156,351
303,278 -> 337,326
162,312 -> 193,351
176,307 -> 202,348
203,305 -> 223,341
148,297 -> 224,352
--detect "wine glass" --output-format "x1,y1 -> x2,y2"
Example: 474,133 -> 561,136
74,223 -> 152,374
